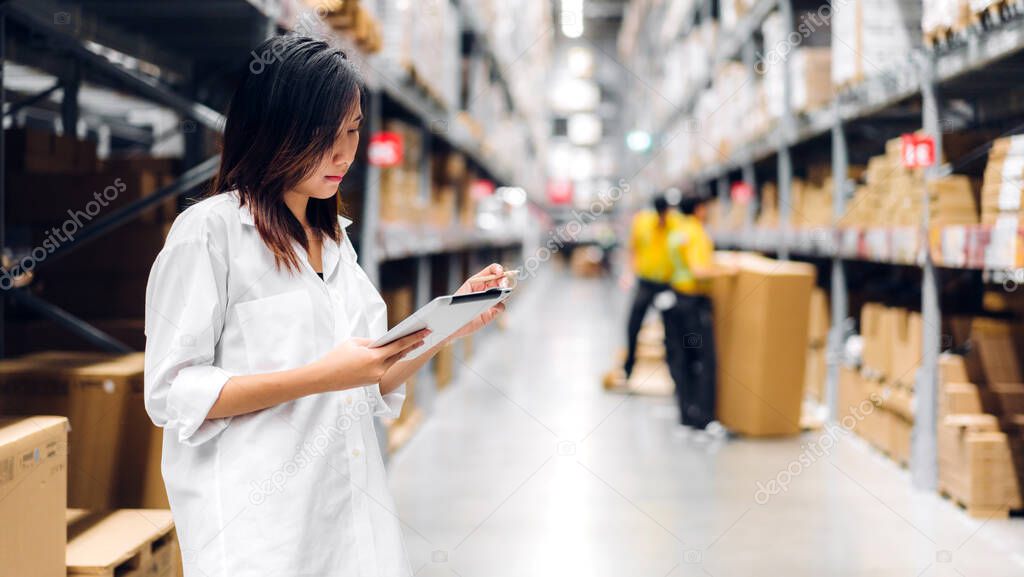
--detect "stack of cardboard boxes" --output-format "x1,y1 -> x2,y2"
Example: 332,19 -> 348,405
832,0 -> 921,87
838,138 -> 979,228
0,352 -> 183,576
980,135 -> 1024,226
5,127 -> 180,354
804,288 -> 830,402
379,286 -> 423,451
309,0 -> 384,54
377,0 -> 459,109
841,304 -> 922,465
937,320 -> 1024,517
762,12 -> 833,119
379,119 -> 426,226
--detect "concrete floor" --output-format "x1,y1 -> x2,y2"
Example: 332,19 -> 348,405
388,268 -> 1024,577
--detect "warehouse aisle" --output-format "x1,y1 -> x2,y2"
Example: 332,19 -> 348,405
388,268 -> 1024,577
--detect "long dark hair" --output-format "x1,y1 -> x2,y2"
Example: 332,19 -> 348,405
211,34 -> 365,272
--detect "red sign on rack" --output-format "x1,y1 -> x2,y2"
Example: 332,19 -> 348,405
900,134 -> 935,168
471,179 -> 495,199
547,179 -> 573,205
368,132 -> 403,167
730,182 -> 753,204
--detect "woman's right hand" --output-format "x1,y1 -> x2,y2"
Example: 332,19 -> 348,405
315,329 -> 430,390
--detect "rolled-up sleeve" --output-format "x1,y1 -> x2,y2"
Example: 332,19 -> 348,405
144,235 -> 232,446
365,382 -> 406,419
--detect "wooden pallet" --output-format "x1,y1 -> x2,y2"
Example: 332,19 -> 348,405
67,509 -> 178,577
940,486 -> 1021,519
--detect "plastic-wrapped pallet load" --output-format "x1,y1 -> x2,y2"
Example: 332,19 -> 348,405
761,11 -> 832,117
832,0 -> 922,87
921,0 -> 971,41
978,135 -> 1024,269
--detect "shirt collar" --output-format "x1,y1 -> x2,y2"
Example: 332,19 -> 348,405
232,191 -> 354,229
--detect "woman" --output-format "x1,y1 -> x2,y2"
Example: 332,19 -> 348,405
144,35 -> 506,576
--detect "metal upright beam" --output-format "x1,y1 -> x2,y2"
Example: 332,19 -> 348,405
913,53 -> 942,491
827,99 -> 849,420
361,89 -> 383,285
776,0 -> 795,260
1,11 -> 6,359
716,175 -> 729,206
60,60 -> 80,136
415,125 -> 436,413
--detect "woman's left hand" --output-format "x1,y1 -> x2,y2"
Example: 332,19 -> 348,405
448,263 -> 508,342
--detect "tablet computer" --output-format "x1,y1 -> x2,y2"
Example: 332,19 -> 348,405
372,287 -> 513,359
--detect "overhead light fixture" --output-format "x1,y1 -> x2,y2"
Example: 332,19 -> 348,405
626,130 -> 652,152
567,46 -> 593,77
568,113 -> 602,146
497,186 -> 527,206
561,0 -> 584,39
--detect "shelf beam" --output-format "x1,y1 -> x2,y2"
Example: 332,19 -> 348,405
828,99 -> 849,421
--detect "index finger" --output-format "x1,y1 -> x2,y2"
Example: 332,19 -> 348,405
468,263 -> 504,291
379,329 -> 430,355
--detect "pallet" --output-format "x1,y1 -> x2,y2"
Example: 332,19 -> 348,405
939,486 -> 1020,519
66,509 -> 178,577
969,0 -> 1024,31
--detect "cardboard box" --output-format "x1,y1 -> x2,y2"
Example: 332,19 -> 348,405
382,287 -> 415,330
5,127 -> 97,173
0,416 -> 68,577
804,344 -> 827,402
891,411 -> 912,465
860,304 -> 892,380
939,414 -> 1023,514
966,318 -> 1024,384
807,287 -> 830,346
942,382 -> 995,416
718,257 -> 816,436
0,352 -> 147,509
66,509 -> 179,577
989,383 -> 1024,417
890,309 -> 923,387
939,353 -> 970,385
434,344 -> 454,390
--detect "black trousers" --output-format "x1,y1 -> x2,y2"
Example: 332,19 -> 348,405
665,293 -> 717,428
623,279 -> 670,377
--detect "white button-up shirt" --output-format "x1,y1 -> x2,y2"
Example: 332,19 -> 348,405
144,192 -> 411,576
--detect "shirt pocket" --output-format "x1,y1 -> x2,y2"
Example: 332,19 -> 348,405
235,289 -> 315,373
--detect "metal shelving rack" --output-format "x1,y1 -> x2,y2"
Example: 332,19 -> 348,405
640,2 -> 1024,491
0,1 -> 537,445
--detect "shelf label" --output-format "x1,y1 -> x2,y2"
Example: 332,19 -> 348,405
368,132 -> 403,167
900,134 -> 935,168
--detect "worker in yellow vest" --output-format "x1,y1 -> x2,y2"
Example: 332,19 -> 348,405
665,194 -> 721,430
620,195 -> 683,380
